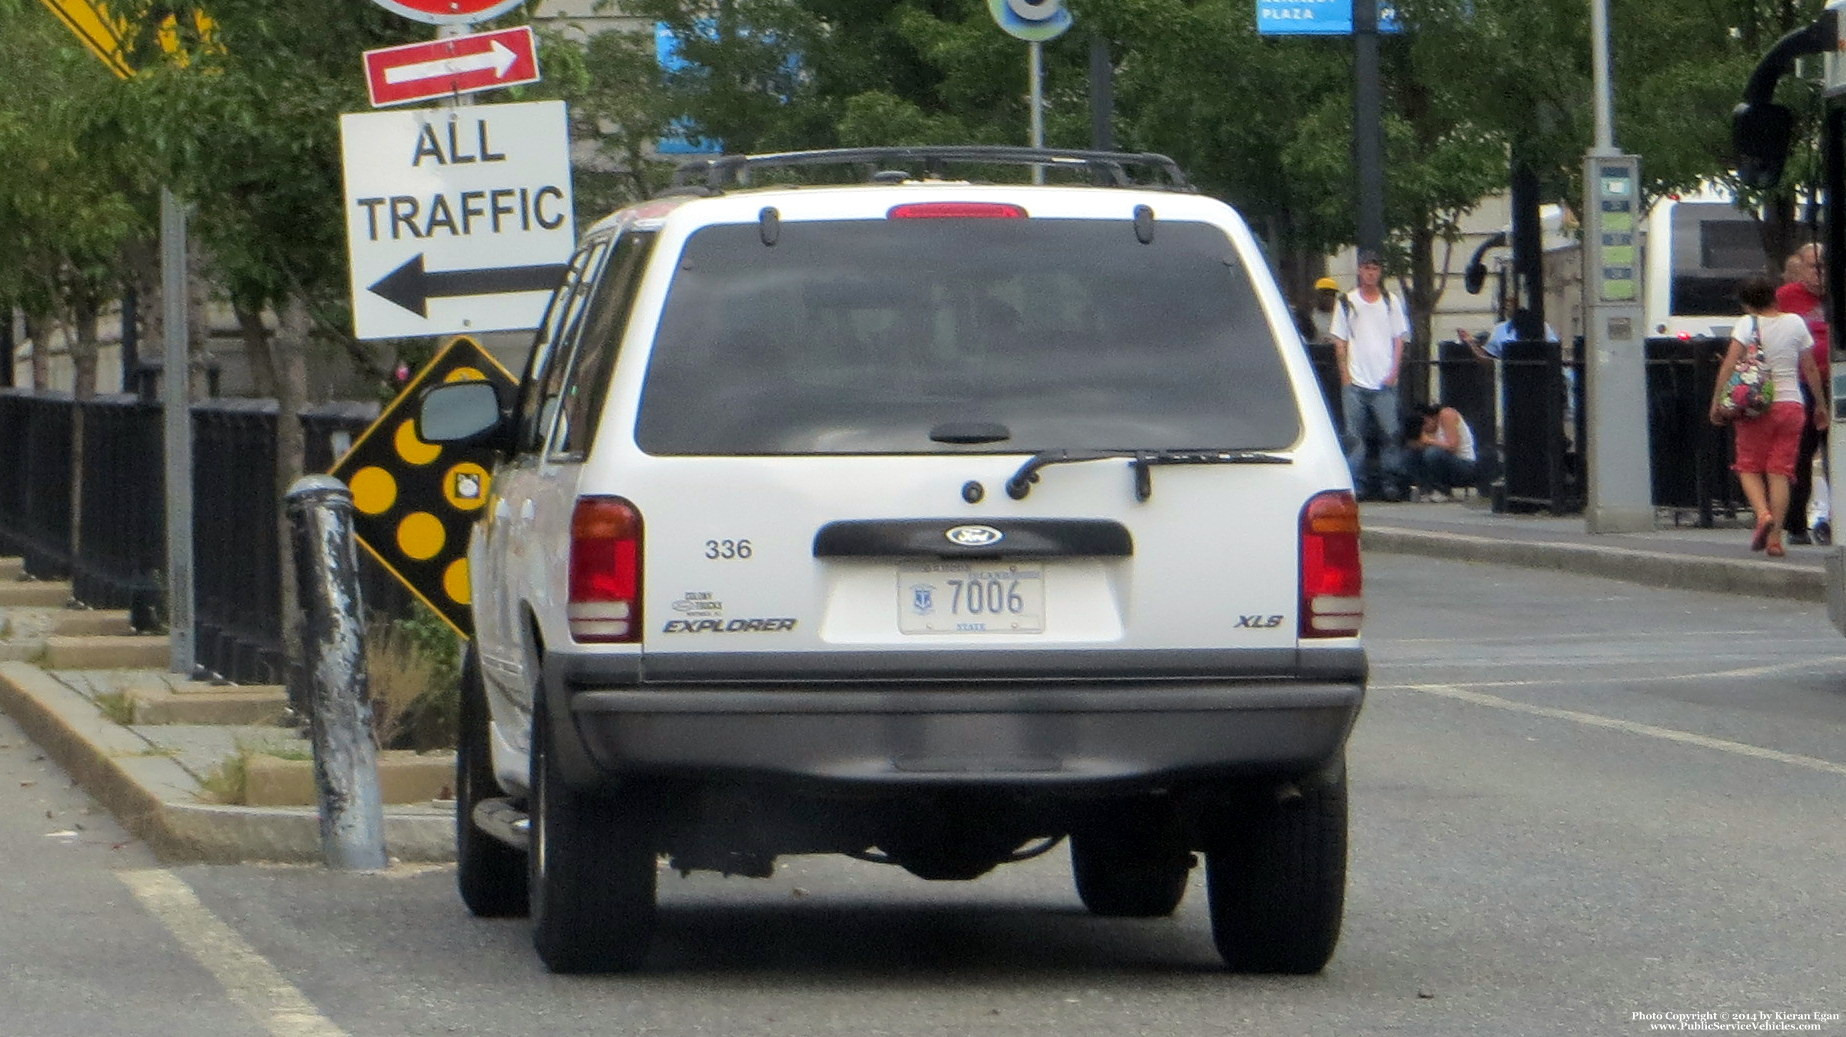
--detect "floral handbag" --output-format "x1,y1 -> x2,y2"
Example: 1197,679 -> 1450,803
1720,317 -> 1774,420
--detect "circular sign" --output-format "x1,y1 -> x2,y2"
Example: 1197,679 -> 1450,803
369,0 -> 527,26
987,0 -> 1072,42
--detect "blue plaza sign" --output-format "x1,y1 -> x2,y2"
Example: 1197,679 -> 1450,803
1256,0 -> 1402,35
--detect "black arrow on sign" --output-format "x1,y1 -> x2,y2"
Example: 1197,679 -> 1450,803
367,253 -> 569,317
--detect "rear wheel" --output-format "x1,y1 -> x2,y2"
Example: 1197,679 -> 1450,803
455,648 -> 527,918
528,692 -> 658,974
1204,762 -> 1347,974
1070,820 -> 1192,918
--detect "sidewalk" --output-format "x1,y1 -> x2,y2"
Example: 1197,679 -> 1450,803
0,509 -> 1835,867
0,561 -> 451,866
1361,497 -> 1829,602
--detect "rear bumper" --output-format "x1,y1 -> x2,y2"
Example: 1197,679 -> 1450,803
543,648 -> 1365,791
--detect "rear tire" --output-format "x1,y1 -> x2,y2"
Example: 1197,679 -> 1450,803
1204,763 -> 1347,974
528,692 -> 658,974
1070,826 -> 1191,918
456,648 -> 528,918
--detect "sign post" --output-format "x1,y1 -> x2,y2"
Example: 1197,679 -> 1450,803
1582,0 -> 1652,533
987,1 -> 1073,183
1255,1 -> 1402,261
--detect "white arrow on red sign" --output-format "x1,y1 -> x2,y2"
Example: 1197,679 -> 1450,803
363,26 -> 540,108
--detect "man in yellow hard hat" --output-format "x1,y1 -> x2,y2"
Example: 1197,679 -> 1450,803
1305,276 -> 1341,346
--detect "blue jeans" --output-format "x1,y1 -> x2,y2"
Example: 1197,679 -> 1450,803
1408,446 -> 1478,495
1342,384 -> 1404,496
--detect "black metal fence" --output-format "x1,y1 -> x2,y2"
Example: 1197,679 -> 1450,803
1307,335 -> 1748,523
0,389 -> 395,684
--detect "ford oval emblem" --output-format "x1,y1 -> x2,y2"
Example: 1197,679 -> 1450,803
945,524 -> 1004,547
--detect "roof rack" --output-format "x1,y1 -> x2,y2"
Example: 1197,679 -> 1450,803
668,146 -> 1194,193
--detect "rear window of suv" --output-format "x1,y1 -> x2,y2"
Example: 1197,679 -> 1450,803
635,215 -> 1302,455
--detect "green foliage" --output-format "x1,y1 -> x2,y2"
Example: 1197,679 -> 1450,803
366,603 -> 462,752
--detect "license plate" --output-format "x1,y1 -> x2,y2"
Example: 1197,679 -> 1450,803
898,562 -> 1045,634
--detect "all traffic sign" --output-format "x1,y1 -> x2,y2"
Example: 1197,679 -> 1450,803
363,26 -> 539,107
339,98 -> 575,340
368,0 -> 527,26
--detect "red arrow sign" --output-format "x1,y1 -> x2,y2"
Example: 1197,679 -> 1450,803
363,26 -> 539,108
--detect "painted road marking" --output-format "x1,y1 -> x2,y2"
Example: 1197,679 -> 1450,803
119,870 -> 348,1037
1400,683 -> 1846,778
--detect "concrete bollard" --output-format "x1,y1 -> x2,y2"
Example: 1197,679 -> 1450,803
285,475 -> 387,871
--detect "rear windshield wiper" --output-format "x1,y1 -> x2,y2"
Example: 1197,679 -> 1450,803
1004,448 -> 1291,502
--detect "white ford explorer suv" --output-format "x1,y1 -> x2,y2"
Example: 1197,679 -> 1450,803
417,146 -> 1366,975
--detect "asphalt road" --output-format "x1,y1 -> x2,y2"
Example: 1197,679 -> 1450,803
2,554 -> 1844,1037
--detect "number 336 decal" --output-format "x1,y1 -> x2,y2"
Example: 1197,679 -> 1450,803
704,539 -> 752,559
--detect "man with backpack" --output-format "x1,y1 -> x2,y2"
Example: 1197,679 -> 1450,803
1330,250 -> 1411,500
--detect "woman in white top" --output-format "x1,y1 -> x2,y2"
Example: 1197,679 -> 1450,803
1406,403 -> 1477,499
1709,276 -> 1828,557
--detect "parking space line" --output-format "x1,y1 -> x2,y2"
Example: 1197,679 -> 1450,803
118,870 -> 348,1037
1375,655 -> 1846,685
1401,683 -> 1846,778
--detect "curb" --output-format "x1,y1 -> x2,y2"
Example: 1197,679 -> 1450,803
1363,526 -> 1825,602
0,661 -> 453,864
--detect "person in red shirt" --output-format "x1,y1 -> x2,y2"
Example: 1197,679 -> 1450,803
1775,244 -> 1831,545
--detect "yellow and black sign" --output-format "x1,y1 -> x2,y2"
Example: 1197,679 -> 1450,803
36,0 -> 218,79
329,335 -> 514,638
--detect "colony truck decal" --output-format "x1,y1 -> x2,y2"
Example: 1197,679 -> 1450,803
340,99 -> 575,340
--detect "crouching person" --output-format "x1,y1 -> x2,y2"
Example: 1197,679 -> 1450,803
1406,403 -> 1478,500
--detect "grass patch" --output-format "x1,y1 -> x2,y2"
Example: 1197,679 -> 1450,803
367,605 -> 460,751
196,739 -> 314,805
93,691 -> 137,726
198,751 -> 249,805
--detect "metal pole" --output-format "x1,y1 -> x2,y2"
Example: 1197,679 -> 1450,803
160,188 -> 195,675
1581,0 -> 1652,533
286,475 -> 387,871
1590,0 -> 1615,152
1030,40 -> 1045,184
1353,0 -> 1385,257
1089,35 -> 1113,151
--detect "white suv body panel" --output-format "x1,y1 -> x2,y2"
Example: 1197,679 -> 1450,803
471,181 -> 1360,796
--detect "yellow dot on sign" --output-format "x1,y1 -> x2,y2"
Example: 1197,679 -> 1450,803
443,558 -> 471,606
396,512 -> 446,561
444,367 -> 486,383
394,419 -> 441,466
348,466 -> 397,516
443,462 -> 490,512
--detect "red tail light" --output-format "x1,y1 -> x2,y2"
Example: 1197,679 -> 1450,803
887,202 -> 1028,219
569,496 -> 641,643
1300,490 -> 1362,638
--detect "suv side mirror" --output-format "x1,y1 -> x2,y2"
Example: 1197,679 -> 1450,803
1732,101 -> 1794,189
417,380 -> 508,448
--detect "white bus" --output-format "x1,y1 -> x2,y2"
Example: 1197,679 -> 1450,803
1641,187 -> 1787,340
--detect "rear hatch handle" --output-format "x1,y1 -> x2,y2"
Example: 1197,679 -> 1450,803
1004,448 -> 1292,502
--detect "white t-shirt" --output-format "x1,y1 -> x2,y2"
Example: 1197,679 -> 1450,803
1330,290 -> 1409,389
1734,312 -> 1813,403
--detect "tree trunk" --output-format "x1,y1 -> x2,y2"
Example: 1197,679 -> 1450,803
23,312 -> 52,390
1392,220 -> 1440,410
272,294 -> 313,717
235,303 -> 278,398
67,294 -> 102,566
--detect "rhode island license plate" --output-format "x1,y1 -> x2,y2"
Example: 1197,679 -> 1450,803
897,562 -> 1045,634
